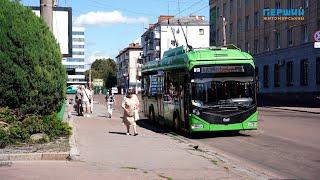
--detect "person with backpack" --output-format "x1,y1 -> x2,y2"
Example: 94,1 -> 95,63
107,91 -> 115,118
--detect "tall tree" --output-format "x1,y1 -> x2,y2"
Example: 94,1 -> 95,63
85,58 -> 117,88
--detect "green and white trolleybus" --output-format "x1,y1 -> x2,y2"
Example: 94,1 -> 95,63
141,45 -> 258,133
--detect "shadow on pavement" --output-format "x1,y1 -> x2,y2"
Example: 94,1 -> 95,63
189,131 -> 251,139
108,131 -> 128,135
136,119 -> 172,134
97,115 -> 109,118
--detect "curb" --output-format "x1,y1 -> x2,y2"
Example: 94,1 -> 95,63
265,107 -> 320,114
68,116 -> 80,161
0,152 -> 69,161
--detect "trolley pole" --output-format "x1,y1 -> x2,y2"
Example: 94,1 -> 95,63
222,16 -> 227,46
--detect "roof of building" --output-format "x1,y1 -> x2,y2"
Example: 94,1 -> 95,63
158,16 -> 208,26
116,43 -> 142,58
141,15 -> 208,37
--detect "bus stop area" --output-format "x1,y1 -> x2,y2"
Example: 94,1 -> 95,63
1,94 -> 261,180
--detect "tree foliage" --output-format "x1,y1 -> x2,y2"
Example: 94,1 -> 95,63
85,58 -> 117,88
0,0 -> 67,115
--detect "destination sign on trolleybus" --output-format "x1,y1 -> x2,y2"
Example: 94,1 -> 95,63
194,66 -> 245,73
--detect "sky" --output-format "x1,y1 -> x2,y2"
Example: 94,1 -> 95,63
21,0 -> 209,64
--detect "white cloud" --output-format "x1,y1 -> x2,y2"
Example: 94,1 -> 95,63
74,11 -> 148,26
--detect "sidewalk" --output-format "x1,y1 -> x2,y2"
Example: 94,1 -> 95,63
264,106 -> 320,114
70,94 -> 255,179
0,94 -> 261,179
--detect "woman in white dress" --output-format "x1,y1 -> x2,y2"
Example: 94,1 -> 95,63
121,89 -> 138,136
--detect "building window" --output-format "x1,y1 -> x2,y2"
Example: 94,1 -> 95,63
72,45 -> 85,48
301,0 -> 309,8
288,0 -> 294,8
263,65 -> 269,88
302,25 -> 308,43
245,16 -> 249,31
316,57 -> 320,84
229,23 -> 233,39
223,3 -> 226,17
254,39 -> 259,54
287,28 -> 293,46
274,64 -> 280,87
72,31 -> 84,35
286,61 -> 294,86
73,51 -> 84,55
72,38 -> 84,42
300,59 -> 308,86
264,36 -> 270,51
199,29 -> 204,35
275,1 -> 281,8
254,12 -> 259,27
275,32 -> 280,49
217,7 -> 220,17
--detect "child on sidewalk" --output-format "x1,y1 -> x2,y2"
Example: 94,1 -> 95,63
107,91 -> 115,118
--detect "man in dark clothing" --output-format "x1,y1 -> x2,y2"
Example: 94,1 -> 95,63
75,85 -> 83,116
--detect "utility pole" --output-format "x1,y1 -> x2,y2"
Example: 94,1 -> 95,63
89,66 -> 92,89
40,0 -> 54,31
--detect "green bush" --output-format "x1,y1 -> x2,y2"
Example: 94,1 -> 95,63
0,0 -> 67,115
42,113 -> 72,139
0,107 -> 71,147
9,121 -> 30,143
0,127 -> 10,148
0,107 -> 17,124
22,115 -> 45,134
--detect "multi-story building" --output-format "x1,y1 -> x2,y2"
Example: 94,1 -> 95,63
116,43 -> 143,93
141,15 -> 209,63
62,27 -> 86,85
210,0 -> 320,106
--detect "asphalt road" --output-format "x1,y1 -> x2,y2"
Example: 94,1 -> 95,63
192,107 -> 320,180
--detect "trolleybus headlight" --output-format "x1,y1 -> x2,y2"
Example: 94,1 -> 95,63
192,109 -> 200,116
191,124 -> 203,129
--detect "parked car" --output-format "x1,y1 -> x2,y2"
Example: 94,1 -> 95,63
66,86 -> 77,94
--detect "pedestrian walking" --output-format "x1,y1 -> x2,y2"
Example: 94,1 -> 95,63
107,91 -> 115,118
90,87 -> 94,113
121,89 -> 138,136
131,91 -> 140,121
82,85 -> 92,117
75,85 -> 83,116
